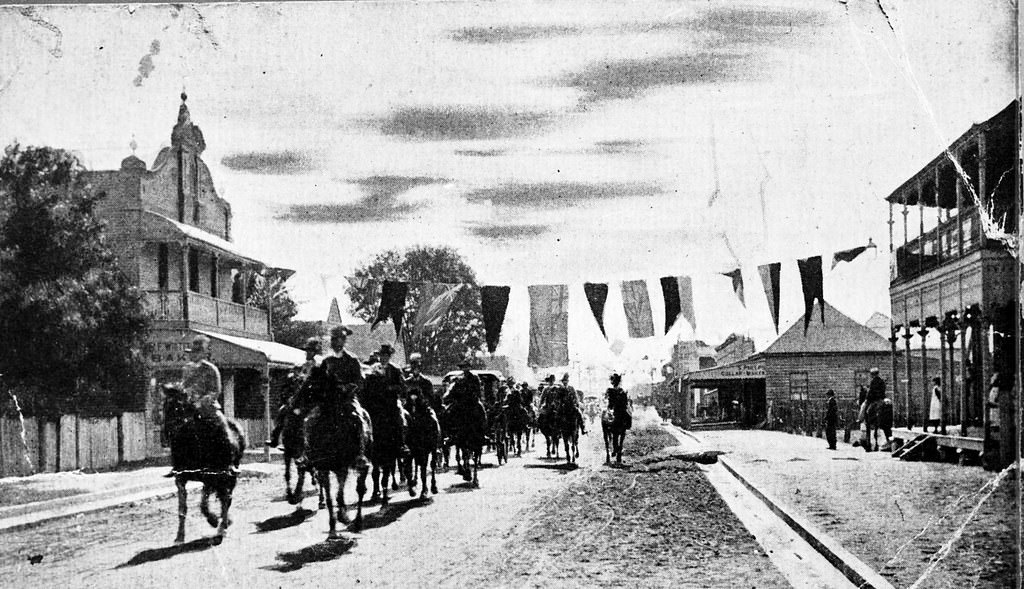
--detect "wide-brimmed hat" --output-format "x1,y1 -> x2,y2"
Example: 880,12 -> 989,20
409,352 -> 423,364
561,373 -> 570,382
869,367 -> 880,374
609,373 -> 622,383
330,326 -> 353,339
303,337 -> 323,352
378,344 -> 395,356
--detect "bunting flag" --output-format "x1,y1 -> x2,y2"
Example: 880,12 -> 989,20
480,286 -> 511,353
528,285 -> 569,368
831,245 -> 868,269
413,283 -> 461,335
722,268 -> 745,307
346,275 -> 378,311
620,280 -> 655,338
758,263 -> 781,334
583,283 -> 609,338
797,255 -> 825,334
659,275 -> 697,333
660,277 -> 681,334
327,297 -> 343,324
372,280 -> 408,335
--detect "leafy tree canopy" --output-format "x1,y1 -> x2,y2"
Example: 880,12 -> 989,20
0,144 -> 149,416
347,246 -> 484,375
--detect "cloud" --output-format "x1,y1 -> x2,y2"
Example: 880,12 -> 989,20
589,139 -> 646,155
276,175 -> 447,223
465,222 -> 551,241
559,53 -> 750,106
455,149 -> 506,158
450,24 -> 583,44
690,5 -> 832,46
220,150 -> 319,174
464,181 -> 662,209
374,106 -> 552,141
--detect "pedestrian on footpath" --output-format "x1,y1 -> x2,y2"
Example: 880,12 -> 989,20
926,376 -> 941,434
824,389 -> 838,450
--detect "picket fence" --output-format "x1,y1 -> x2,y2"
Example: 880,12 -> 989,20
0,412 -> 148,477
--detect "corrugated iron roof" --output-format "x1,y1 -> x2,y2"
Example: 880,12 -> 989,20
761,301 -> 891,355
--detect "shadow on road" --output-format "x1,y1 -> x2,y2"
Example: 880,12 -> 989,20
523,462 -> 579,472
359,497 -> 432,531
264,537 -> 357,573
253,508 -> 316,533
116,536 -> 222,568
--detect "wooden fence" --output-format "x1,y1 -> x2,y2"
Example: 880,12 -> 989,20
0,412 -> 149,477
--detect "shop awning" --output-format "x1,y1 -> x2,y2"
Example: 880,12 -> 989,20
197,330 -> 306,369
684,356 -> 765,385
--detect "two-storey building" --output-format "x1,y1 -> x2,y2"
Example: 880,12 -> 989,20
87,93 -> 304,454
886,99 -> 1018,468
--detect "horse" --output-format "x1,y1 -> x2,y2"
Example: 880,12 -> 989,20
301,367 -> 372,538
554,387 -> 583,465
279,403 -> 324,509
865,398 -> 894,452
488,403 -> 509,466
602,395 -> 631,465
503,394 -> 531,457
161,385 -> 246,544
405,395 -> 441,499
360,371 -> 409,507
443,395 -> 487,488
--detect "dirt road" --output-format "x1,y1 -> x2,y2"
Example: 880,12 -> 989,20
2,416 -> 790,588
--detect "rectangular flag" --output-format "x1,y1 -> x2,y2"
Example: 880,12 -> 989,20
480,285 -> 511,353
528,285 -> 569,368
583,283 -> 609,338
621,280 -> 655,339
758,263 -> 781,334
797,256 -> 825,334
412,282 -> 461,335
373,280 -> 408,335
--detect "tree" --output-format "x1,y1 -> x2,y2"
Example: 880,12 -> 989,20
347,246 -> 484,375
0,144 -> 149,416
275,320 -> 323,351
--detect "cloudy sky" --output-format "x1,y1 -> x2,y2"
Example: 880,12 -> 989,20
0,0 -> 1016,379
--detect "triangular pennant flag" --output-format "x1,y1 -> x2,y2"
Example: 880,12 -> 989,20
528,285 -> 569,368
677,275 -> 696,331
758,263 -> 781,334
660,276 -> 682,334
413,282 -> 461,335
620,280 -> 655,338
327,297 -> 342,323
722,268 -> 745,307
480,286 -> 511,353
831,245 -> 868,270
583,283 -> 609,338
373,280 -> 408,335
797,256 -> 825,334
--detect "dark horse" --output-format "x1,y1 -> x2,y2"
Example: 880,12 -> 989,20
300,367 -> 373,538
865,398 -> 894,452
444,394 -> 487,488
602,390 -> 632,464
538,391 -> 561,459
503,393 -> 531,457
360,370 -> 409,507
405,394 -> 441,499
161,385 -> 246,544
279,376 -> 324,509
553,386 -> 583,465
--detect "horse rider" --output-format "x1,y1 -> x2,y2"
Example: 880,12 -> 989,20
561,373 -> 587,435
605,373 -> 631,429
166,334 -> 234,476
405,352 -> 435,409
865,367 -> 892,450
539,374 -> 558,407
266,336 -> 322,448
365,344 -> 410,455
445,358 -> 482,408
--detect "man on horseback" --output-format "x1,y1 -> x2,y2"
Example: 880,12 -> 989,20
166,334 -> 236,477
561,373 -> 587,436
374,344 -> 410,455
405,352 -> 435,408
266,336 -> 322,448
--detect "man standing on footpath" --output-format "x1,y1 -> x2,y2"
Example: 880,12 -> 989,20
823,389 -> 838,450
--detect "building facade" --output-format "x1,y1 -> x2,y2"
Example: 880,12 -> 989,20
86,94 -> 304,454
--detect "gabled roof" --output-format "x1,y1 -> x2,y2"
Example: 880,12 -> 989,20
762,301 -> 891,355
864,312 -> 892,339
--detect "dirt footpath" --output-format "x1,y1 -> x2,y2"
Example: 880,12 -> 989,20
2,416 -> 788,588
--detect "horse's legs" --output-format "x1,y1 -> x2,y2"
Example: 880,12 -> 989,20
353,462 -> 369,532
319,470 -> 339,539
336,468 -> 351,525
471,446 -> 480,488
392,459 -> 401,490
603,429 -> 612,464
370,463 -> 381,501
284,456 -> 294,502
200,484 -> 219,528
429,450 -> 439,495
381,461 -> 392,507
216,483 -> 233,537
563,435 -> 572,465
315,467 -> 326,509
174,479 -> 188,544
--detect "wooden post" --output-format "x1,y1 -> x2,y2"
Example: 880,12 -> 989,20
918,182 -> 925,274
977,133 -> 987,249
904,325 -> 914,427
960,317 -> 969,436
180,242 -> 189,321
263,362 -> 271,464
919,325 -> 929,432
939,323 -> 948,435
889,327 -> 901,425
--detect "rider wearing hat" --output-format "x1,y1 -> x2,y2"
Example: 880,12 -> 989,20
605,373 -> 631,430
266,336 -> 322,448
167,334 -> 233,476
446,357 -> 482,408
405,352 -> 436,412
561,373 -> 587,435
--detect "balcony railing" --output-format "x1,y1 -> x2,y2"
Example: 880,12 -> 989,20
892,208 -> 981,284
143,290 -> 269,337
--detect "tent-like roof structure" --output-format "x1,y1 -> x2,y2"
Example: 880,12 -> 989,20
762,301 -> 891,355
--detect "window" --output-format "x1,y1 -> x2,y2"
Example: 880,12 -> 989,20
789,372 -> 808,400
157,244 -> 169,289
188,250 -> 199,292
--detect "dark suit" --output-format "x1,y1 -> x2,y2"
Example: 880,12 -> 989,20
825,396 -> 838,449
321,351 -> 364,398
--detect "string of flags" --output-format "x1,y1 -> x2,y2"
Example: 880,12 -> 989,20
343,241 -> 874,367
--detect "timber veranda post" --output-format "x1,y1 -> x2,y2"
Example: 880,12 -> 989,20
264,271 -> 273,464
